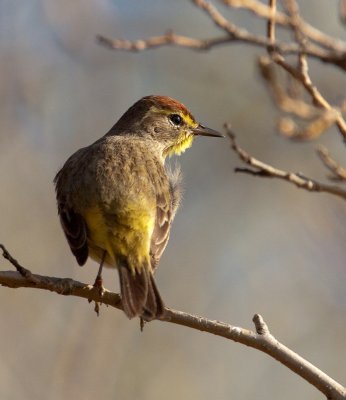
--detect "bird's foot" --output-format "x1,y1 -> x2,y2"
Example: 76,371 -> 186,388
94,301 -> 101,316
88,275 -> 105,316
93,275 -> 105,297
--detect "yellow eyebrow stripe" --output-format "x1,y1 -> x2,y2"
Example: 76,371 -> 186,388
151,107 -> 198,128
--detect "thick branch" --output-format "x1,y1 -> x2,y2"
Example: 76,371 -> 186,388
0,245 -> 345,399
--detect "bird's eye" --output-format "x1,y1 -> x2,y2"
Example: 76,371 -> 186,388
169,114 -> 182,126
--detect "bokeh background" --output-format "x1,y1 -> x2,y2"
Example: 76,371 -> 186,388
1,1 -> 345,399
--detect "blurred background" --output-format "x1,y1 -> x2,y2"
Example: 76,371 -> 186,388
0,1 -> 345,399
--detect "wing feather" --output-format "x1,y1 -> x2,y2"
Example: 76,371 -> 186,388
54,166 -> 89,266
150,166 -> 182,269
58,205 -> 89,266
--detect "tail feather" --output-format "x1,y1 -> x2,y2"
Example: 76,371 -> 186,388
118,261 -> 165,320
118,265 -> 148,319
142,273 -> 165,320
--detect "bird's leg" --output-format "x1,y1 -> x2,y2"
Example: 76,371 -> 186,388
140,317 -> 146,332
89,251 -> 106,316
94,251 -> 106,296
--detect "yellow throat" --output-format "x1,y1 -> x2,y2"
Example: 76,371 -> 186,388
163,132 -> 194,158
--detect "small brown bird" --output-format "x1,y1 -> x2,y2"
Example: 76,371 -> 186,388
54,95 -> 222,320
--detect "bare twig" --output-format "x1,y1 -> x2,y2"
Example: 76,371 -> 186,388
97,28 -> 295,53
226,125 -> 346,200
265,48 -> 346,141
97,30 -> 346,69
224,0 -> 346,52
96,31 -> 215,51
0,244 -> 39,284
317,145 -> 346,181
97,0 -> 346,141
252,314 -> 270,335
224,0 -> 290,26
0,245 -> 345,400
283,0 -> 304,49
258,55 -> 343,140
194,0 -> 240,35
258,57 -> 317,119
97,0 -> 346,71
267,0 -> 277,49
278,110 -> 339,141
97,30 -> 296,53
298,56 -> 346,140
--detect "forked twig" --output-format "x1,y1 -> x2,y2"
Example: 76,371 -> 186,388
226,125 -> 346,200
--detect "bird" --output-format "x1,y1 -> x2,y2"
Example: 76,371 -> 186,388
54,95 -> 223,321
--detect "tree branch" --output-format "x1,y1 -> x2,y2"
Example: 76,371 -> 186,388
97,0 -> 346,71
226,125 -> 346,201
267,0 -> 277,49
224,0 -> 346,52
0,244 -> 345,400
317,145 -> 346,181
97,30 -> 346,67
259,0 -> 346,142
97,0 -> 346,143
96,30 -> 308,54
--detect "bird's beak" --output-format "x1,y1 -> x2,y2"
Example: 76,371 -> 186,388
192,124 -> 224,138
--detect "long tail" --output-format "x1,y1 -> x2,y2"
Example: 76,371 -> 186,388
118,260 -> 165,320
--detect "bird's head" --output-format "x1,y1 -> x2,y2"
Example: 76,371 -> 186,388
111,95 -> 223,158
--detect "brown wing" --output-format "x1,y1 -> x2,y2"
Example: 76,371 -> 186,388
54,166 -> 89,266
58,205 -> 89,266
150,192 -> 172,270
150,167 -> 182,270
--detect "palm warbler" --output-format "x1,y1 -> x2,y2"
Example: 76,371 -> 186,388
54,95 -> 222,320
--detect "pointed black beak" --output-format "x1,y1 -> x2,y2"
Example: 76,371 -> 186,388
193,124 -> 224,138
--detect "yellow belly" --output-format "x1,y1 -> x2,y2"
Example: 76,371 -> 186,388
83,204 -> 154,273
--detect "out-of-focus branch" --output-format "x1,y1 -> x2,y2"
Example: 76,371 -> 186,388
224,0 -> 290,25
317,145 -> 346,181
269,51 -> 346,140
0,244 -> 345,400
97,0 -> 346,143
96,31 -> 223,51
267,0 -> 277,48
97,30 -> 314,55
226,126 -> 346,200
258,55 -> 342,140
258,56 -> 317,119
295,47 -> 346,139
224,0 -> 346,51
97,0 -> 346,70
255,0 -> 346,142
